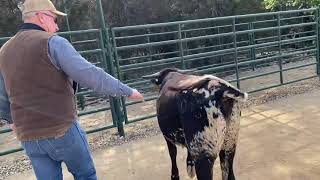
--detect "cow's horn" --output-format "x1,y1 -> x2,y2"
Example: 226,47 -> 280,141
142,72 -> 161,79
177,69 -> 196,74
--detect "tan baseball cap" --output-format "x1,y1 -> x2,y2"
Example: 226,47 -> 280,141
20,0 -> 67,16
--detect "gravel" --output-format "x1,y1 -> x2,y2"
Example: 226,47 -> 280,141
0,77 -> 319,180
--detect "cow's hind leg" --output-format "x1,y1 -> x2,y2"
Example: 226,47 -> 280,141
186,151 -> 196,178
219,147 -> 236,180
195,156 -> 214,180
165,138 -> 179,180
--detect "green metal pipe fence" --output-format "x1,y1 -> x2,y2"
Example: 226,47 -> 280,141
111,8 -> 319,125
0,6 -> 320,156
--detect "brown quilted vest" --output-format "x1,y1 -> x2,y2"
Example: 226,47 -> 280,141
0,30 -> 77,141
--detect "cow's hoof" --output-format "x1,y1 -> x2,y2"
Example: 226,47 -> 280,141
187,164 -> 196,178
171,174 -> 179,180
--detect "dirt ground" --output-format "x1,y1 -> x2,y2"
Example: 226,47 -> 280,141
0,56 -> 319,179
6,88 -> 320,180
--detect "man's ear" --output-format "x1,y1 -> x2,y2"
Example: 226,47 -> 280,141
37,13 -> 46,24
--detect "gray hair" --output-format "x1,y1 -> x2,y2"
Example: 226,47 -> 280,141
22,12 -> 37,21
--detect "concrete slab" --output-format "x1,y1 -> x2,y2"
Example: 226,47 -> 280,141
7,90 -> 320,180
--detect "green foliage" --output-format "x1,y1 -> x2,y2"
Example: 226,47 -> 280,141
0,0 -> 267,37
263,0 -> 320,10
0,0 -> 22,37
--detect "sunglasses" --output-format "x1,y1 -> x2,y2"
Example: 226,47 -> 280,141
40,13 -> 58,23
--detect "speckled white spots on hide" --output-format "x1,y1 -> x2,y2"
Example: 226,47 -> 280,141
212,100 -> 217,106
192,80 -> 219,98
208,101 -> 218,114
195,88 -> 210,98
210,89 -> 217,96
189,100 -> 226,158
164,129 -> 186,147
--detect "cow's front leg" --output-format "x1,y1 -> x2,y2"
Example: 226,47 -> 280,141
219,147 -> 236,180
165,138 -> 179,180
195,155 -> 214,180
186,151 -> 196,178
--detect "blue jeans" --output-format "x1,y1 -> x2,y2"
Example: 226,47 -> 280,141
21,121 -> 97,180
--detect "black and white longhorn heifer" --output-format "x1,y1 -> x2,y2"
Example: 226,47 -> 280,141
143,68 -> 248,180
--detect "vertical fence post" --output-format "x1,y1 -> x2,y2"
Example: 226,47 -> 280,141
98,31 -> 117,126
183,30 -> 188,57
147,28 -> 153,61
233,18 -> 240,89
178,24 -> 186,69
96,0 -> 125,136
316,8 -> 320,76
111,29 -> 129,124
217,23 -> 223,63
249,21 -> 256,71
277,12 -> 284,84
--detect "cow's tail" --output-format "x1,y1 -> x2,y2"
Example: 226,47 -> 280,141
223,86 -> 248,102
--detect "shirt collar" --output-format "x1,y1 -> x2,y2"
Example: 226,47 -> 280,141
19,23 -> 46,32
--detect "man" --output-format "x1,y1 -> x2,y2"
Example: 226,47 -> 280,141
0,0 -> 144,179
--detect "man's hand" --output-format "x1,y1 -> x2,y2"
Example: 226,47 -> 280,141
9,123 -> 16,134
128,89 -> 144,101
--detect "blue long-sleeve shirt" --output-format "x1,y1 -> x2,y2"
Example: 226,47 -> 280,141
0,73 -> 11,123
48,35 -> 133,96
0,23 -> 134,124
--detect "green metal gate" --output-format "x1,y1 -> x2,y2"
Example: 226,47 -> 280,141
111,8 -> 320,125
